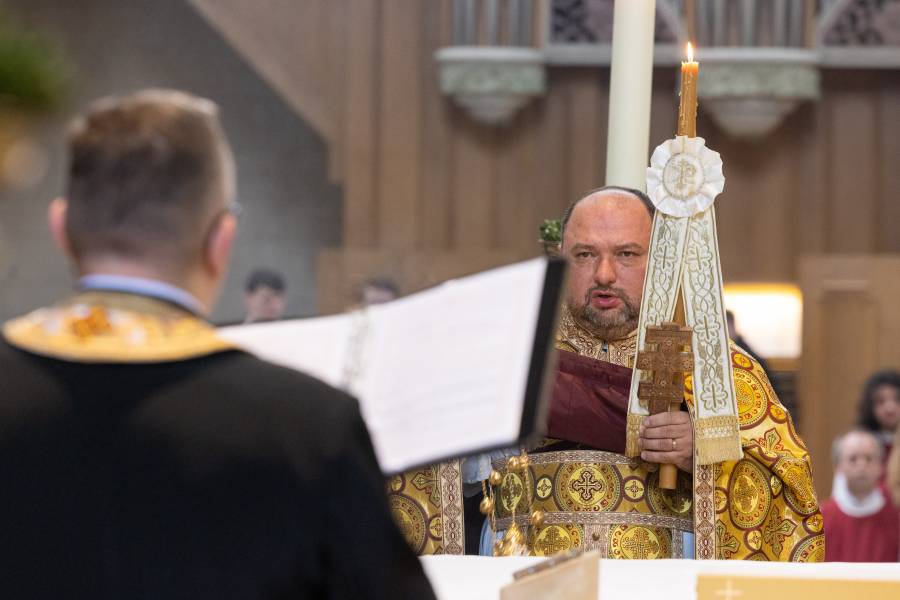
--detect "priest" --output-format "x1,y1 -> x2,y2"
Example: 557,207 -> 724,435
488,186 -> 824,561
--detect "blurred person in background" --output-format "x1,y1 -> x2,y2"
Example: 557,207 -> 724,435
889,429 -> 900,508
857,369 -> 900,465
243,268 -> 287,323
359,277 -> 399,306
821,430 -> 899,562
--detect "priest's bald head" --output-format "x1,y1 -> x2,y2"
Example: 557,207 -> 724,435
560,186 -> 654,341
47,89 -> 238,315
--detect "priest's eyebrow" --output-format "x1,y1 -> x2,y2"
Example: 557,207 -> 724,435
568,242 -> 646,254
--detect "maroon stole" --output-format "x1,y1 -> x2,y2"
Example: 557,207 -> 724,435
544,349 -> 631,454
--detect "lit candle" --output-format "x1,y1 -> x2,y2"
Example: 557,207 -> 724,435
677,42 -> 699,137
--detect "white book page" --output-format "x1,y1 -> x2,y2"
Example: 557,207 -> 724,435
219,313 -> 354,388
218,258 -> 551,474
359,258 -> 548,473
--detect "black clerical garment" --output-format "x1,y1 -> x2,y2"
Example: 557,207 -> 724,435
0,291 -> 435,599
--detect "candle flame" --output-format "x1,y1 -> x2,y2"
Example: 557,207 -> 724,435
686,42 -> 694,62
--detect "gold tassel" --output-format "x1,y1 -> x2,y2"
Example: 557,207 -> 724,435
625,413 -> 645,457
695,416 -> 742,464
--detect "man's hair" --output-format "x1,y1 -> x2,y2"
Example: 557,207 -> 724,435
361,277 -> 399,297
65,89 -> 233,266
857,369 -> 900,432
244,268 -> 286,294
831,429 -> 884,465
560,185 -> 655,240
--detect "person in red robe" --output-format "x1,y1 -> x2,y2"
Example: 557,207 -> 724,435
821,430 -> 899,562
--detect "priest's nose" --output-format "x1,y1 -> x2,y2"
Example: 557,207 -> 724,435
593,256 -> 617,286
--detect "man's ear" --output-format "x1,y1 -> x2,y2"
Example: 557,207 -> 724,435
47,197 -> 73,257
205,213 -> 237,277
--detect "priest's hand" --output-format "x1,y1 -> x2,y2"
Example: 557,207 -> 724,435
639,411 -> 694,473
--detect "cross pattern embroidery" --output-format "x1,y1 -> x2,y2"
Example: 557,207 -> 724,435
637,323 -> 694,414
763,515 -> 796,556
571,470 -> 604,502
537,478 -> 552,498
536,527 -> 571,555
734,475 -> 757,513
621,528 -> 660,559
625,480 -> 643,498
663,155 -> 701,200
501,476 -> 524,511
411,470 -> 441,508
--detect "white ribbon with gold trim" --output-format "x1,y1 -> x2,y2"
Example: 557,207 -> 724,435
625,136 -> 742,465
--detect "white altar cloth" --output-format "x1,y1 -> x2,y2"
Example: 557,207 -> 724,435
420,556 -> 900,600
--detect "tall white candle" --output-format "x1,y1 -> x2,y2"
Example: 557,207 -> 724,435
605,0 -> 657,191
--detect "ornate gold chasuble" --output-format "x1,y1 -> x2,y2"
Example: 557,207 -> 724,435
490,307 -> 824,561
2,291 -> 233,363
386,462 -> 465,555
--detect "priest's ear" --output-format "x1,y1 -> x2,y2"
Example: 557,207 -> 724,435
203,209 -> 237,279
47,197 -> 74,258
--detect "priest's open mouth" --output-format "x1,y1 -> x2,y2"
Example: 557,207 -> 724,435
590,291 -> 623,309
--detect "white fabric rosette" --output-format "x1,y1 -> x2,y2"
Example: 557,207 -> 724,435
646,136 -> 724,218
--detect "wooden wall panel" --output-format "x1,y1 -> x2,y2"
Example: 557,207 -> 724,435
566,72 -> 603,200
799,256 -> 900,500
377,0 -> 424,249
793,101 -> 829,256
342,0 -> 380,247
878,81 -> 900,252
827,74 -> 880,253
451,115 -> 497,248
420,0 -> 455,251
537,71 -> 572,221
495,105 -> 542,251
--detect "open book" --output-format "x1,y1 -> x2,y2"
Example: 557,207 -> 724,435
219,258 -> 565,474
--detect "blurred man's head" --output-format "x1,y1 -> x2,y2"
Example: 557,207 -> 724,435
560,186 -> 654,341
48,89 -> 238,314
360,277 -> 399,306
726,310 -> 737,339
243,269 -> 287,323
833,430 -> 884,500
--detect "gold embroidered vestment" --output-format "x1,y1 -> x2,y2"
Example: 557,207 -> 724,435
490,308 -> 824,560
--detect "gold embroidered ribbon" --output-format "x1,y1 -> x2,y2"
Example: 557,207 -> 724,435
625,136 -> 741,465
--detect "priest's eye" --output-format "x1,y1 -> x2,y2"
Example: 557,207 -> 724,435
619,251 -> 638,258
575,251 -> 593,259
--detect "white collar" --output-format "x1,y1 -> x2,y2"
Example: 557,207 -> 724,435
831,472 -> 885,518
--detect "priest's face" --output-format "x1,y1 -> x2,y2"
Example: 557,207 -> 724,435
837,431 -> 883,498
561,191 -> 652,340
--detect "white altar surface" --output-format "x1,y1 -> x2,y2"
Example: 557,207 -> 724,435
420,556 -> 900,600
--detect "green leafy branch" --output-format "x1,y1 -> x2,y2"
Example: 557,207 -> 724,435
539,218 -> 562,243
0,13 -> 68,111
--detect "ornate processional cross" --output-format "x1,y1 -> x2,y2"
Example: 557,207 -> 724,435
636,323 -> 694,415
636,322 -> 694,489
